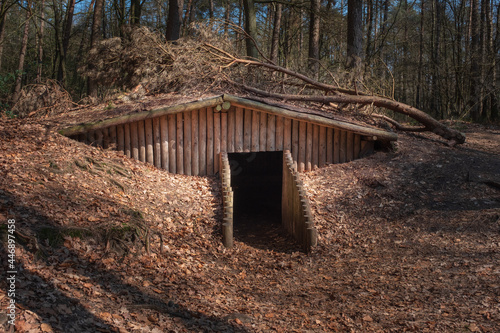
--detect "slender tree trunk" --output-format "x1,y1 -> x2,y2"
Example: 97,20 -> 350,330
36,0 -> 45,82
469,0 -> 481,121
12,1 -> 31,104
346,0 -> 363,71
270,3 -> 281,64
416,0 -> 425,109
308,0 -> 320,78
87,0 -> 104,96
130,0 -> 142,25
0,1 -> 9,72
57,0 -> 76,85
166,0 -> 183,41
365,0 -> 373,66
243,0 -> 258,58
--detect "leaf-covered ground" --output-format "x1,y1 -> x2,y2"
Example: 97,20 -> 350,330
0,116 -> 499,332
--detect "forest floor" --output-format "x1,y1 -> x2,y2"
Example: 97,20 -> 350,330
0,115 -> 499,332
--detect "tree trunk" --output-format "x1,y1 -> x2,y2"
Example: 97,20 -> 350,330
469,0 -> 481,121
416,0 -> 425,109
12,0 -> 31,104
36,0 -> 45,83
0,0 -> 10,72
57,0 -> 76,85
166,0 -> 183,41
87,0 -> 104,96
243,0 -> 258,59
308,0 -> 320,79
346,0 -> 363,70
130,0 -> 142,25
270,3 -> 282,64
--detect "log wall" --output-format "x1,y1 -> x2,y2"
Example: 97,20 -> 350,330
282,150 -> 317,252
219,152 -> 233,248
72,106 -> 373,175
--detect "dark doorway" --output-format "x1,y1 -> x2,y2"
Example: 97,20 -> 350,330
228,151 -> 300,252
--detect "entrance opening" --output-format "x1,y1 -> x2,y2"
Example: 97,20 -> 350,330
228,151 -> 299,252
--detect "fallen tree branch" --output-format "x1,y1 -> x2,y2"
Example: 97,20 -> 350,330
235,82 -> 466,144
372,114 -> 428,132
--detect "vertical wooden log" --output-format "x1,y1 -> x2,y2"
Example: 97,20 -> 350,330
191,110 -> 199,175
153,117 -> 161,168
319,126 -> 326,167
283,118 -> 292,151
168,114 -> 176,174
354,134 -> 361,159
145,118 -> 154,165
235,107 -> 244,152
243,108 -> 252,152
213,110 -> 220,173
124,123 -> 131,158
184,111 -> 192,175
251,110 -> 259,152
298,121 -> 307,172
102,128 -> 110,149
160,116 -> 169,171
199,108 -> 206,175
138,120 -> 146,162
109,126 -> 117,149
130,122 -> 139,160
292,120 -> 299,168
259,111 -> 267,151
346,131 -> 354,162
276,116 -> 284,150
220,111 -> 227,153
117,125 -> 124,153
333,128 -> 340,164
176,113 -> 184,174
207,107 -> 214,175
339,130 -> 347,163
326,127 -> 333,164
312,124 -> 319,169
95,129 -> 104,148
267,114 -> 276,151
306,122 -> 313,171
227,108 -> 235,152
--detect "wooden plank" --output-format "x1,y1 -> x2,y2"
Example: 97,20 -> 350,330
153,117 -> 161,168
312,124 -> 320,169
259,111 -> 267,152
333,129 -> 340,164
184,111 -> 192,175
276,116 -> 284,150
124,123 -> 131,158
213,110 -> 220,173
102,128 -> 110,149
267,114 -> 276,151
138,120 -> 146,162
326,127 -> 333,164
95,129 -> 103,148
235,107 -> 244,152
220,112 -> 227,153
227,108 -> 235,152
283,118 -> 292,151
168,114 -> 176,173
291,119 -> 299,167
251,110 -> 259,152
191,110 -> 199,175
306,122 -> 313,171
116,125 -> 124,153
160,116 -> 169,170
130,122 -> 139,160
109,126 -> 117,149
298,121 -> 306,172
319,126 -> 327,167
199,108 -> 206,175
339,130 -> 347,163
354,134 -> 361,159
207,107 -> 214,175
145,118 -> 154,165
243,108 -> 252,152
346,131 -> 354,162
176,113 -> 184,174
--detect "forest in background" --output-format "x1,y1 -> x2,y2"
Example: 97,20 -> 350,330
0,0 -> 499,123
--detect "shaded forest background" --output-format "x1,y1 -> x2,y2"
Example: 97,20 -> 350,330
0,0 -> 499,123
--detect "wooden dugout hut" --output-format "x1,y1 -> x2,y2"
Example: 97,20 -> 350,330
61,94 -> 397,251
61,94 -> 397,174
